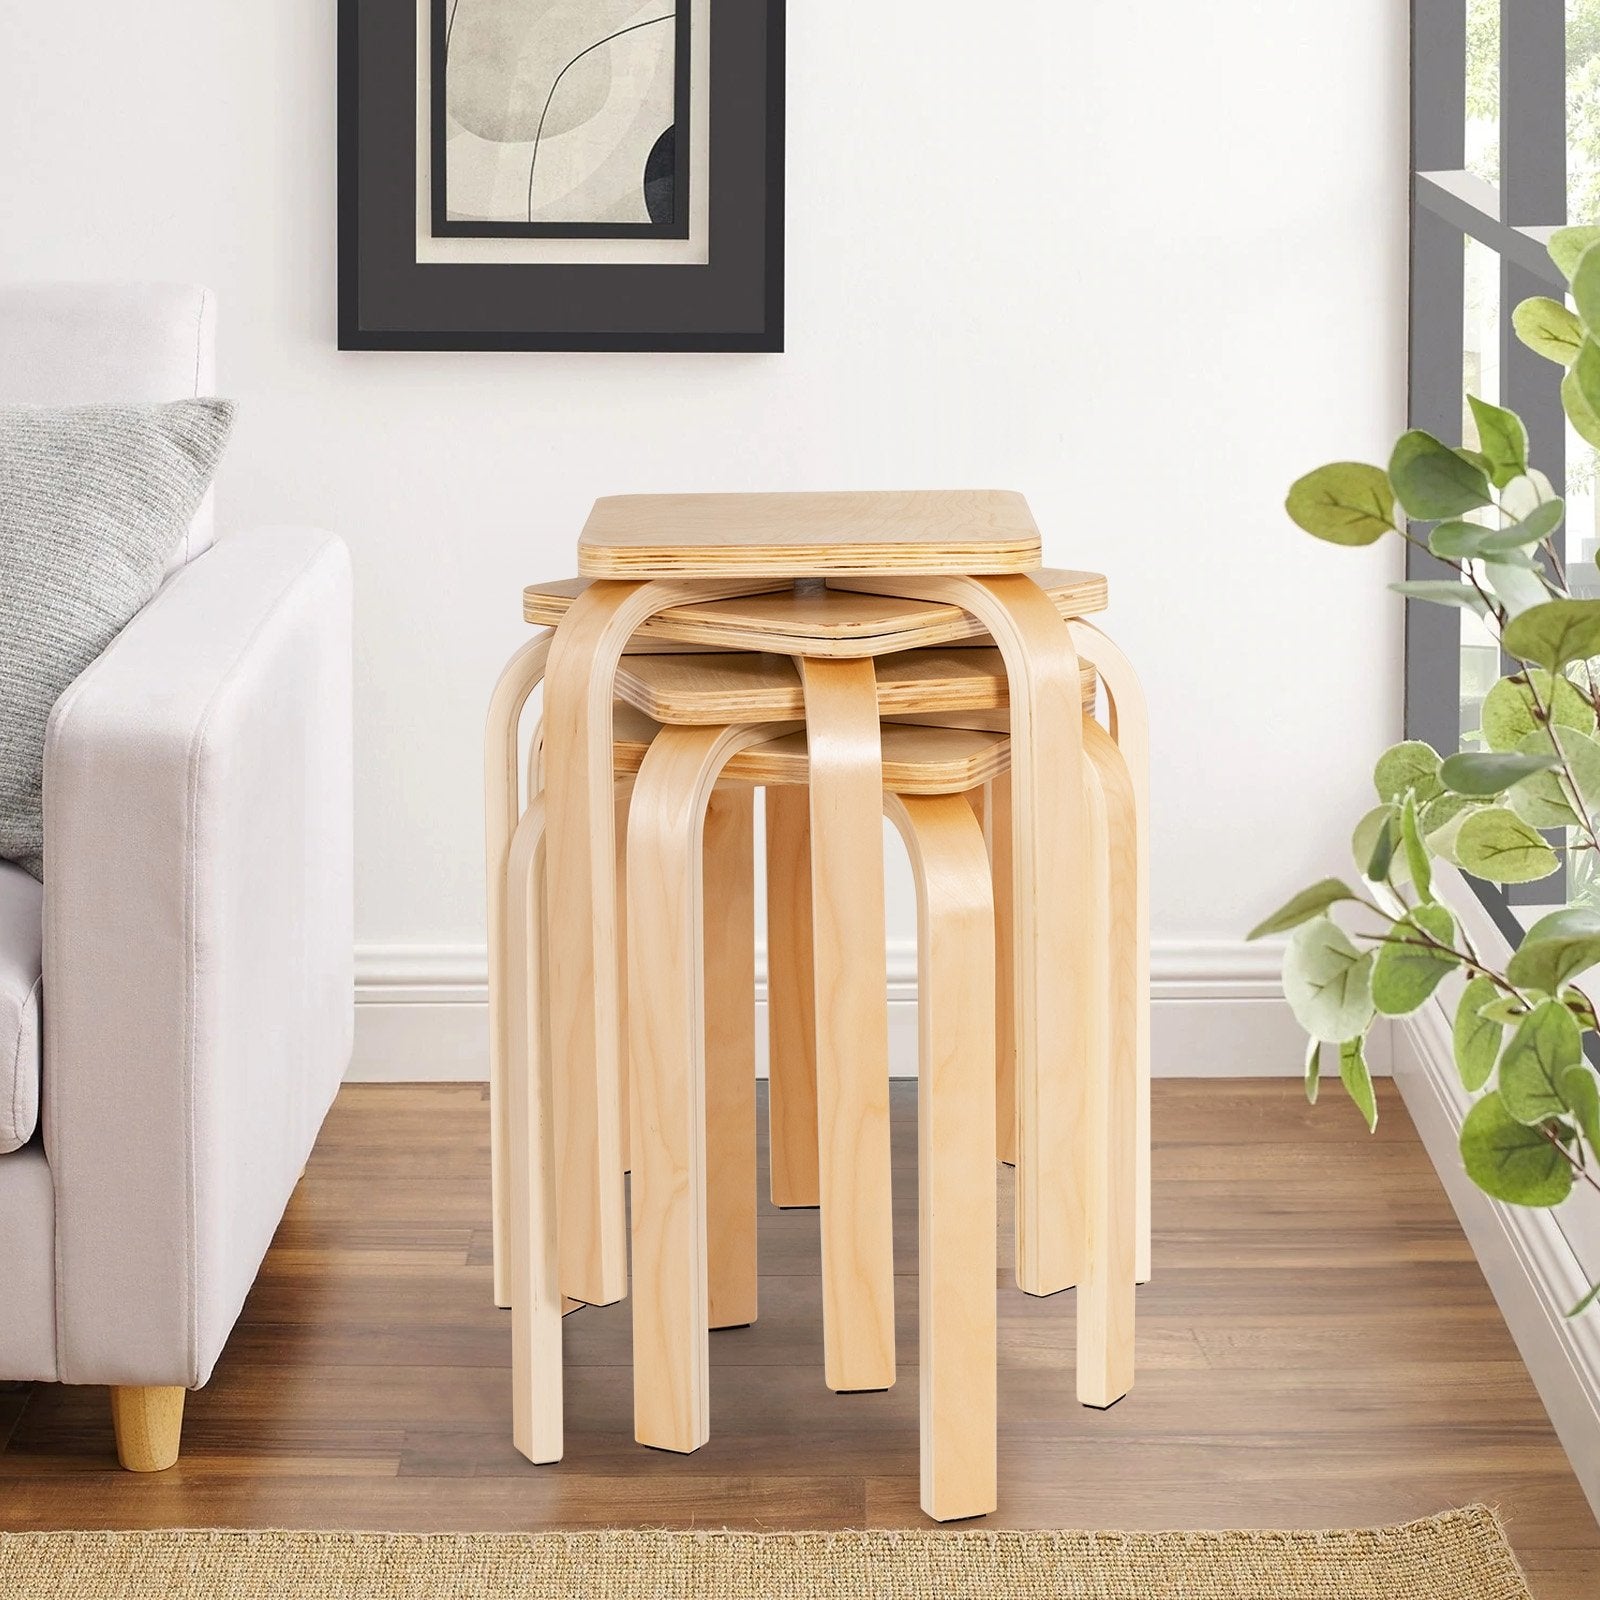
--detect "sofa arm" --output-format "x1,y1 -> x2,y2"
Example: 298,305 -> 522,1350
41,529 -> 353,1388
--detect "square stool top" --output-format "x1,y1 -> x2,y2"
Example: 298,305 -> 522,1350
523,570 -> 1108,658
611,703 -> 1013,796
576,490 -> 1043,578
611,647 -> 1099,725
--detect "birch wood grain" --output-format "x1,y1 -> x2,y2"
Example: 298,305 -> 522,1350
505,797 -> 563,1463
703,787 -> 758,1330
764,786 -> 819,1208
523,571 -> 1109,655
541,578 -> 778,1308
483,632 -> 554,1309
886,793 -> 999,1522
613,647 -> 1096,725
627,721 -> 799,1453
798,658 -> 896,1395
834,574 -> 1091,1299
577,490 -> 1042,578
1078,722 -> 1138,1410
1071,620 -> 1152,1285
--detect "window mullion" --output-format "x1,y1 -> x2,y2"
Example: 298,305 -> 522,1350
1499,0 -> 1567,902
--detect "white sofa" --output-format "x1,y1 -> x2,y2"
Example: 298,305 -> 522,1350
0,284 -> 353,1469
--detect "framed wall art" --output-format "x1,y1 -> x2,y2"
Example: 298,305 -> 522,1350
338,0 -> 784,351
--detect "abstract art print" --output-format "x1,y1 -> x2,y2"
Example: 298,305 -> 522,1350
338,0 -> 783,349
433,0 -> 691,238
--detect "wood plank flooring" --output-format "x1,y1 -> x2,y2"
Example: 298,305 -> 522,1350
1,1080 -> 1595,1597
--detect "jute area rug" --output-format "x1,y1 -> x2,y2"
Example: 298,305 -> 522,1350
0,1506 -> 1531,1600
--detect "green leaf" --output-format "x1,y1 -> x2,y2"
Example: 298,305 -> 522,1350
1352,804 -> 1399,883
1480,994 -> 1533,1025
1502,599 -> 1600,672
1504,496 -> 1568,547
1247,878 -> 1361,941
1497,499 -> 1566,549
1373,740 -> 1443,804
1454,976 -> 1504,1092
1499,999 -> 1582,1124
1506,908 -> 1600,995
1428,502 -> 1564,559
1388,429 -> 1493,520
1420,792 -> 1481,866
1339,1036 -> 1378,1132
1399,793 -> 1433,902
1466,395 -> 1529,488
1460,1091 -> 1573,1206
1304,1035 -> 1321,1106
1438,750 -> 1562,796
1550,226 -> 1600,281
1502,469 -> 1559,520
1283,917 -> 1377,1043
1427,520 -> 1487,559
1285,462 -> 1398,546
1367,814 -> 1397,880
1507,755 -> 1580,829
1510,726 -> 1600,830
1563,1065 -> 1600,1152
1573,242 -> 1600,333
1563,986 -> 1600,1029
1513,295 -> 1585,364
1372,904 -> 1458,1016
1564,342 -> 1600,450
1455,807 -> 1561,883
1568,1280 -> 1600,1318
1484,554 -> 1554,618
1389,578 -> 1490,615
1481,670 -> 1596,753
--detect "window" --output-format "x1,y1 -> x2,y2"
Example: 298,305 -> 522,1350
1408,0 -> 1590,927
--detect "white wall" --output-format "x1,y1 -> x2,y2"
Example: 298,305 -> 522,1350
0,2 -> 1410,1075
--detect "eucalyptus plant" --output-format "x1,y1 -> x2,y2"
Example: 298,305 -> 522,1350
1257,224 -> 1600,1316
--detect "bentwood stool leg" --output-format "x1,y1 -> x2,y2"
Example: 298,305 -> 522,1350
962,778 -> 1016,1169
886,793 -> 999,1524
542,578 -> 777,1308
1077,721 -> 1138,1407
615,787 -> 633,1174
985,771 -> 1018,1168
836,574 -> 1091,1298
765,786 -> 820,1209
798,658 -> 897,1394
485,632 -> 554,1309
628,722 -> 791,1453
704,785 -> 759,1329
506,796 -> 563,1463
1071,620 -> 1152,1284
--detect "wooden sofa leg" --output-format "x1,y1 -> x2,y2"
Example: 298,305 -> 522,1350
110,1385 -> 185,1472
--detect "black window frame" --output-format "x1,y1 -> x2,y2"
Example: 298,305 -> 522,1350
1408,0 -> 1572,941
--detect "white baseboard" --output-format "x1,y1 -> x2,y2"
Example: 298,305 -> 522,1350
348,938 -> 1359,1083
1390,870 -> 1600,1522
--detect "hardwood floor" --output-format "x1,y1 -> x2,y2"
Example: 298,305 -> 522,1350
1,1080 -> 1596,1597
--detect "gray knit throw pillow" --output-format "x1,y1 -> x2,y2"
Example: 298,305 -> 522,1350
0,399 -> 235,879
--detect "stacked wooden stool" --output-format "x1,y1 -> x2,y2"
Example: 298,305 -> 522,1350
484,491 -> 1149,1523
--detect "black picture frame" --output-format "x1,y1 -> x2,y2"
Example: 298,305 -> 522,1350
338,0 -> 785,352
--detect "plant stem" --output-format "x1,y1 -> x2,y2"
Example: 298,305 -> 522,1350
1541,1122 -> 1600,1200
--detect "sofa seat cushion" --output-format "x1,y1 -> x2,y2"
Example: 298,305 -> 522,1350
0,860 -> 42,1154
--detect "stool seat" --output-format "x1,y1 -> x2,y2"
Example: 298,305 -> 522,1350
613,646 -> 1098,725
577,489 -> 1043,578
611,705 -> 1012,794
524,571 -> 1109,657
